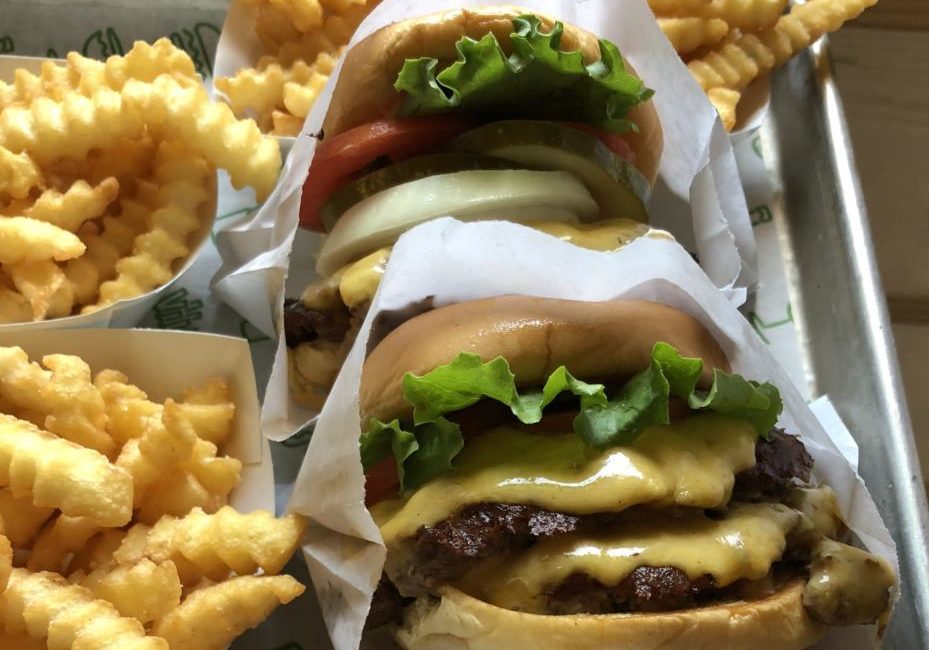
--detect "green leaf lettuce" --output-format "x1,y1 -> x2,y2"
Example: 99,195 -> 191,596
362,342 -> 783,493
394,15 -> 653,133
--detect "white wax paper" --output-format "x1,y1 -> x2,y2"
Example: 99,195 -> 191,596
287,217 -> 897,650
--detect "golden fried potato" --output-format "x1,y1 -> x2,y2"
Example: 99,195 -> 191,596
0,414 -> 132,527
153,575 -> 305,650
79,558 -> 181,624
93,369 -> 162,443
0,489 -> 54,548
117,398 -> 198,505
0,147 -> 43,199
2,568 -> 168,649
0,217 -> 84,265
116,507 -> 306,585
26,515 -> 100,573
0,347 -> 114,456
0,533 -> 11,593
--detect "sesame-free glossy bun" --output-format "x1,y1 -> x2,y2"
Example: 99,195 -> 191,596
360,296 -> 728,424
394,580 -> 826,650
323,6 -> 663,185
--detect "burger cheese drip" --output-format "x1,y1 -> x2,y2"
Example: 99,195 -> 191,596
372,416 -> 757,545
460,502 -> 803,613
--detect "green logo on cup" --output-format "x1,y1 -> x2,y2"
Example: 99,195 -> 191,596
750,204 -> 773,227
281,425 -> 312,449
748,304 -> 794,345
82,27 -> 124,59
168,23 -> 221,77
153,288 -> 204,331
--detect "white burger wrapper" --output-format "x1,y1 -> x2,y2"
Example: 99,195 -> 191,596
0,55 -> 220,333
211,0 -> 761,429
0,328 -> 274,513
287,218 -> 898,650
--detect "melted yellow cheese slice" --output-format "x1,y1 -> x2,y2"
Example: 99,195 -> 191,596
458,502 -> 801,613
372,414 -> 758,546
300,219 -> 668,309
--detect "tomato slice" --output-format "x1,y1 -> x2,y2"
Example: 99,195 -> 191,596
364,457 -> 400,507
299,116 -> 475,231
564,122 -> 637,165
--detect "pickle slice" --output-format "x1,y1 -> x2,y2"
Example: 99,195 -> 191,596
319,154 -> 523,231
452,121 -> 650,222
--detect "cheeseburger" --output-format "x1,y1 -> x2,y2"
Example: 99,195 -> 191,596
286,7 -> 668,408
357,296 -> 895,649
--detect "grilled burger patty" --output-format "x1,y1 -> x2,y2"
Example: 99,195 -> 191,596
367,430 -> 814,627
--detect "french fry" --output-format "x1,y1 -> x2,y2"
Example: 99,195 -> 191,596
99,38 -> 200,89
184,439 -> 242,503
659,17 -> 730,54
0,414 -> 132,527
26,515 -> 100,573
84,136 -> 156,187
152,575 -> 305,650
271,110 -> 306,136
0,287 -> 32,324
24,177 -> 119,233
79,558 -> 181,624
115,507 -> 306,585
66,529 -> 126,576
652,0 -> 787,31
0,533 -> 11,593
64,205 -> 149,306
708,87 -> 741,131
176,377 -> 236,447
0,489 -> 54,548
0,347 -> 114,456
94,370 -> 162,445
137,472 -> 215,525
121,76 -> 280,199
1,568 -> 168,649
276,2 -> 371,66
0,147 -> 43,199
688,0 -> 878,93
648,0 -> 714,14
0,89 -> 147,165
0,630 -> 45,649
6,261 -> 75,320
90,176 -> 208,310
117,399 -> 198,506
0,217 -> 84,264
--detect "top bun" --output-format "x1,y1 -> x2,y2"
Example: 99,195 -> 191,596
324,6 -> 663,185
360,296 -> 729,423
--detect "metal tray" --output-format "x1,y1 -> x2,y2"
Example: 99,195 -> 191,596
761,39 -> 929,648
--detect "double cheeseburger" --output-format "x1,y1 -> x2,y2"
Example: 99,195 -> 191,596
286,7 -> 668,408
358,296 -> 895,649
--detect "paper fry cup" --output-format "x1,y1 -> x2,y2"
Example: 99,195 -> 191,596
0,328 -> 273,512
288,217 -> 897,650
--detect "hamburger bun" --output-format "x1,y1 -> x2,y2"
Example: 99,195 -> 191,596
361,296 -> 728,423
394,580 -> 826,650
324,6 -> 663,185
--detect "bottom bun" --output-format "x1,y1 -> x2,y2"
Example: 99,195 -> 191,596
394,580 -> 826,650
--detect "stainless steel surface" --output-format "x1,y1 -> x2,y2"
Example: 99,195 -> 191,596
761,39 -> 929,649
